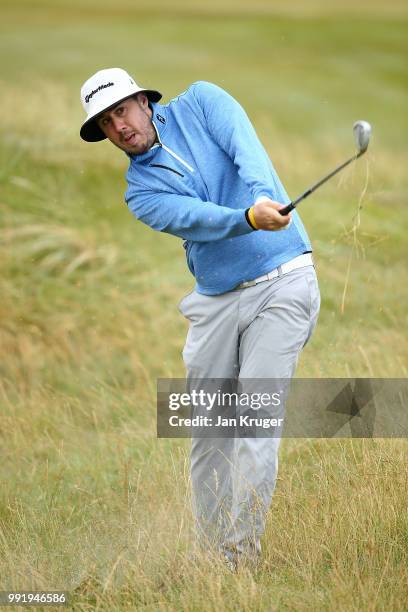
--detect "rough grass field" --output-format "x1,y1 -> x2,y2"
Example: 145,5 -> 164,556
0,0 -> 407,609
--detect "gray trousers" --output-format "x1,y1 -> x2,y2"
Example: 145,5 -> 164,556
178,265 -> 320,559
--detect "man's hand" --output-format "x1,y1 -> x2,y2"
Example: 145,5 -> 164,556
252,199 -> 291,231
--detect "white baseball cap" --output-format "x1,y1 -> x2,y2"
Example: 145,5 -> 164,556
80,67 -> 162,142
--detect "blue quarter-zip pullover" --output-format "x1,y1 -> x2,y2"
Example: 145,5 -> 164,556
125,81 -> 312,295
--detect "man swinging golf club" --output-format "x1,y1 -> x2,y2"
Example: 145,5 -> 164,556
79,67 -> 320,569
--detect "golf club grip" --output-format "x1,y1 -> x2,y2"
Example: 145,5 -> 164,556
279,202 -> 295,215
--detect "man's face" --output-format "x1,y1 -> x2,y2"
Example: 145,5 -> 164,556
97,94 -> 157,155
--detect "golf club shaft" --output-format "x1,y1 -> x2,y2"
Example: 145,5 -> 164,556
279,151 -> 362,215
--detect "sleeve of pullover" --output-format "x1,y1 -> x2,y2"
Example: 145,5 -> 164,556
191,81 -> 290,204
126,181 -> 253,242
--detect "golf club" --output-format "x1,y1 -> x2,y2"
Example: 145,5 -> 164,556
279,120 -> 372,216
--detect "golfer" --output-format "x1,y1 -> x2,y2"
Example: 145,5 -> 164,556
79,68 -> 320,568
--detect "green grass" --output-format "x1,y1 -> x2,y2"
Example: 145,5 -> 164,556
0,0 -> 407,609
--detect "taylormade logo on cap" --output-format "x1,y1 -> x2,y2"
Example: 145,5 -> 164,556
85,82 -> 114,104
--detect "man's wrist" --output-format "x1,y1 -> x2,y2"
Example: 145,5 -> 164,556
245,206 -> 259,230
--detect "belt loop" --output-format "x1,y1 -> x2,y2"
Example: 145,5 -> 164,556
277,265 -> 283,277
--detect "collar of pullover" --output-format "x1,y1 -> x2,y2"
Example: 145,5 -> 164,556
126,102 -> 168,163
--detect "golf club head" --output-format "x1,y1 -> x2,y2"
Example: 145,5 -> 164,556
280,119 -> 373,215
353,120 -> 372,155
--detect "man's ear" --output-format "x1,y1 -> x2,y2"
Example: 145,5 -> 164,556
137,93 -> 149,109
